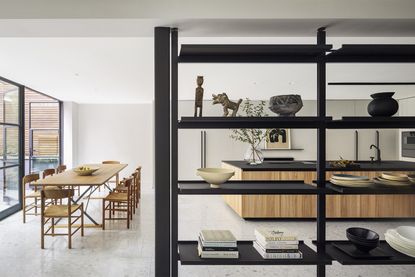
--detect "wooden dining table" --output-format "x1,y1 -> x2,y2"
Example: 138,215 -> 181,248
33,163 -> 128,227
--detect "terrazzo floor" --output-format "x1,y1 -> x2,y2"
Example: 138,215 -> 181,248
1,189 -> 415,277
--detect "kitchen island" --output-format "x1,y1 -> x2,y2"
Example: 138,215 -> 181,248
222,160 -> 415,218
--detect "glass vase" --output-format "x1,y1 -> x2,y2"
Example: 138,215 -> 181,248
244,144 -> 264,165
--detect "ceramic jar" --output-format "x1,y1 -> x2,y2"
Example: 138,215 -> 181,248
367,92 -> 399,117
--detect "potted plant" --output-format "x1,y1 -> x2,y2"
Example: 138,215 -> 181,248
230,99 -> 269,165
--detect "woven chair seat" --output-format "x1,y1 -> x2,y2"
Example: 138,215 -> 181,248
44,204 -> 81,217
26,191 -> 41,198
104,192 -> 128,202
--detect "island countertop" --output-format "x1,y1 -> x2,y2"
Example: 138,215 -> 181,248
222,160 -> 415,172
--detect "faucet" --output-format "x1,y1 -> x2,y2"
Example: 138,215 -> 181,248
370,144 -> 381,163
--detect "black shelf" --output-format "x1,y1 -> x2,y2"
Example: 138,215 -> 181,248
326,44 -> 415,63
326,182 -> 415,195
179,241 -> 332,265
178,44 -> 332,63
318,240 -> 415,265
179,116 -> 327,129
328,82 -> 415,86
326,117 -> 415,129
178,180 -> 324,195
156,28 -> 415,277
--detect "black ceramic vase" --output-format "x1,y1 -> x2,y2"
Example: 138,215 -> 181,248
367,92 -> 399,117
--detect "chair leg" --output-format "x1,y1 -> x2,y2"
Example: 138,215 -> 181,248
102,199 -> 105,230
35,198 -> 38,215
68,217 -> 72,249
41,215 -> 45,249
23,197 -> 26,223
81,204 -> 84,236
130,199 -> 133,220
51,218 -> 55,236
127,206 -> 130,229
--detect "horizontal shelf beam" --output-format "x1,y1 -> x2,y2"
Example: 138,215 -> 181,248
178,180 -> 325,195
179,117 -> 415,129
179,240 -> 332,265
179,44 -> 332,63
178,117 -> 326,129
326,117 -> 415,129
326,182 -> 415,195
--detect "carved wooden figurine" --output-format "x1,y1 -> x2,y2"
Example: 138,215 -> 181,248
194,76 -> 204,117
212,93 -> 242,117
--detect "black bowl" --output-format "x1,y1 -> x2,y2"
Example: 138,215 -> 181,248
346,227 -> 380,252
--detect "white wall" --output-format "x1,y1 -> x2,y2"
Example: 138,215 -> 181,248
178,100 -> 399,180
63,101 -> 78,168
64,102 -> 154,191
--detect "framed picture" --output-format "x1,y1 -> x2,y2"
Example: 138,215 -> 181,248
265,128 -> 291,149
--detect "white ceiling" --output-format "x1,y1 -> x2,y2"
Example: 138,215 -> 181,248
0,0 -> 415,103
0,37 -> 154,103
1,36 -> 415,103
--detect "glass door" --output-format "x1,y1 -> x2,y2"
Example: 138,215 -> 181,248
0,78 -> 23,220
29,128 -> 59,172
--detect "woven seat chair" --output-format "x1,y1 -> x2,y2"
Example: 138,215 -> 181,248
22,173 -> 41,223
41,188 -> 84,249
102,176 -> 134,229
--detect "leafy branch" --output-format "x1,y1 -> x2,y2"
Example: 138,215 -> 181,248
230,99 -> 269,148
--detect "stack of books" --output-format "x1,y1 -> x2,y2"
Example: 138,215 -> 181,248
198,230 -> 239,259
253,228 -> 302,259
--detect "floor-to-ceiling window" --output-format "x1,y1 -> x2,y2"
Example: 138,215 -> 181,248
0,78 -> 23,219
0,77 -> 62,220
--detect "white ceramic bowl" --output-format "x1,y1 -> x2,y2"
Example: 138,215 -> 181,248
197,168 -> 235,188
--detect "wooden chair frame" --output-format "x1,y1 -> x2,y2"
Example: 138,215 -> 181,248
135,167 -> 142,207
102,177 -> 134,229
41,189 -> 84,249
101,160 -> 121,192
42,168 -> 55,179
22,173 -> 41,223
56,164 -> 67,174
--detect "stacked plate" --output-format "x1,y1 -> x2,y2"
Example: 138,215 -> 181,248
373,172 -> 412,187
408,174 -> 415,184
385,226 -> 415,258
330,174 -> 373,188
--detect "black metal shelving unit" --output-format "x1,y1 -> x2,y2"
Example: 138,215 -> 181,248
154,27 -> 415,277
179,180 -> 326,195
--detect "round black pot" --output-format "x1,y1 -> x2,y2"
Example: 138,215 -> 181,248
367,92 -> 399,117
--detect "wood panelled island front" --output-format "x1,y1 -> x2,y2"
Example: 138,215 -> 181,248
222,161 -> 415,218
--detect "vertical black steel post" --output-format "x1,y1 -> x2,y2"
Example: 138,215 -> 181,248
18,85 -> 25,209
171,28 -> 179,277
316,27 -> 327,277
155,26 -> 171,277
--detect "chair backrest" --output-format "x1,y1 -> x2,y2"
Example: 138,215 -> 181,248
42,189 -> 74,200
102,160 -> 120,164
123,176 -> 134,195
132,170 -> 140,186
56,165 -> 67,174
23,173 -> 40,185
43,168 -> 55,179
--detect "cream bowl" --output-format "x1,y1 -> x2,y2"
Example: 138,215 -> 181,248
197,168 -> 235,188
73,166 -> 99,176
